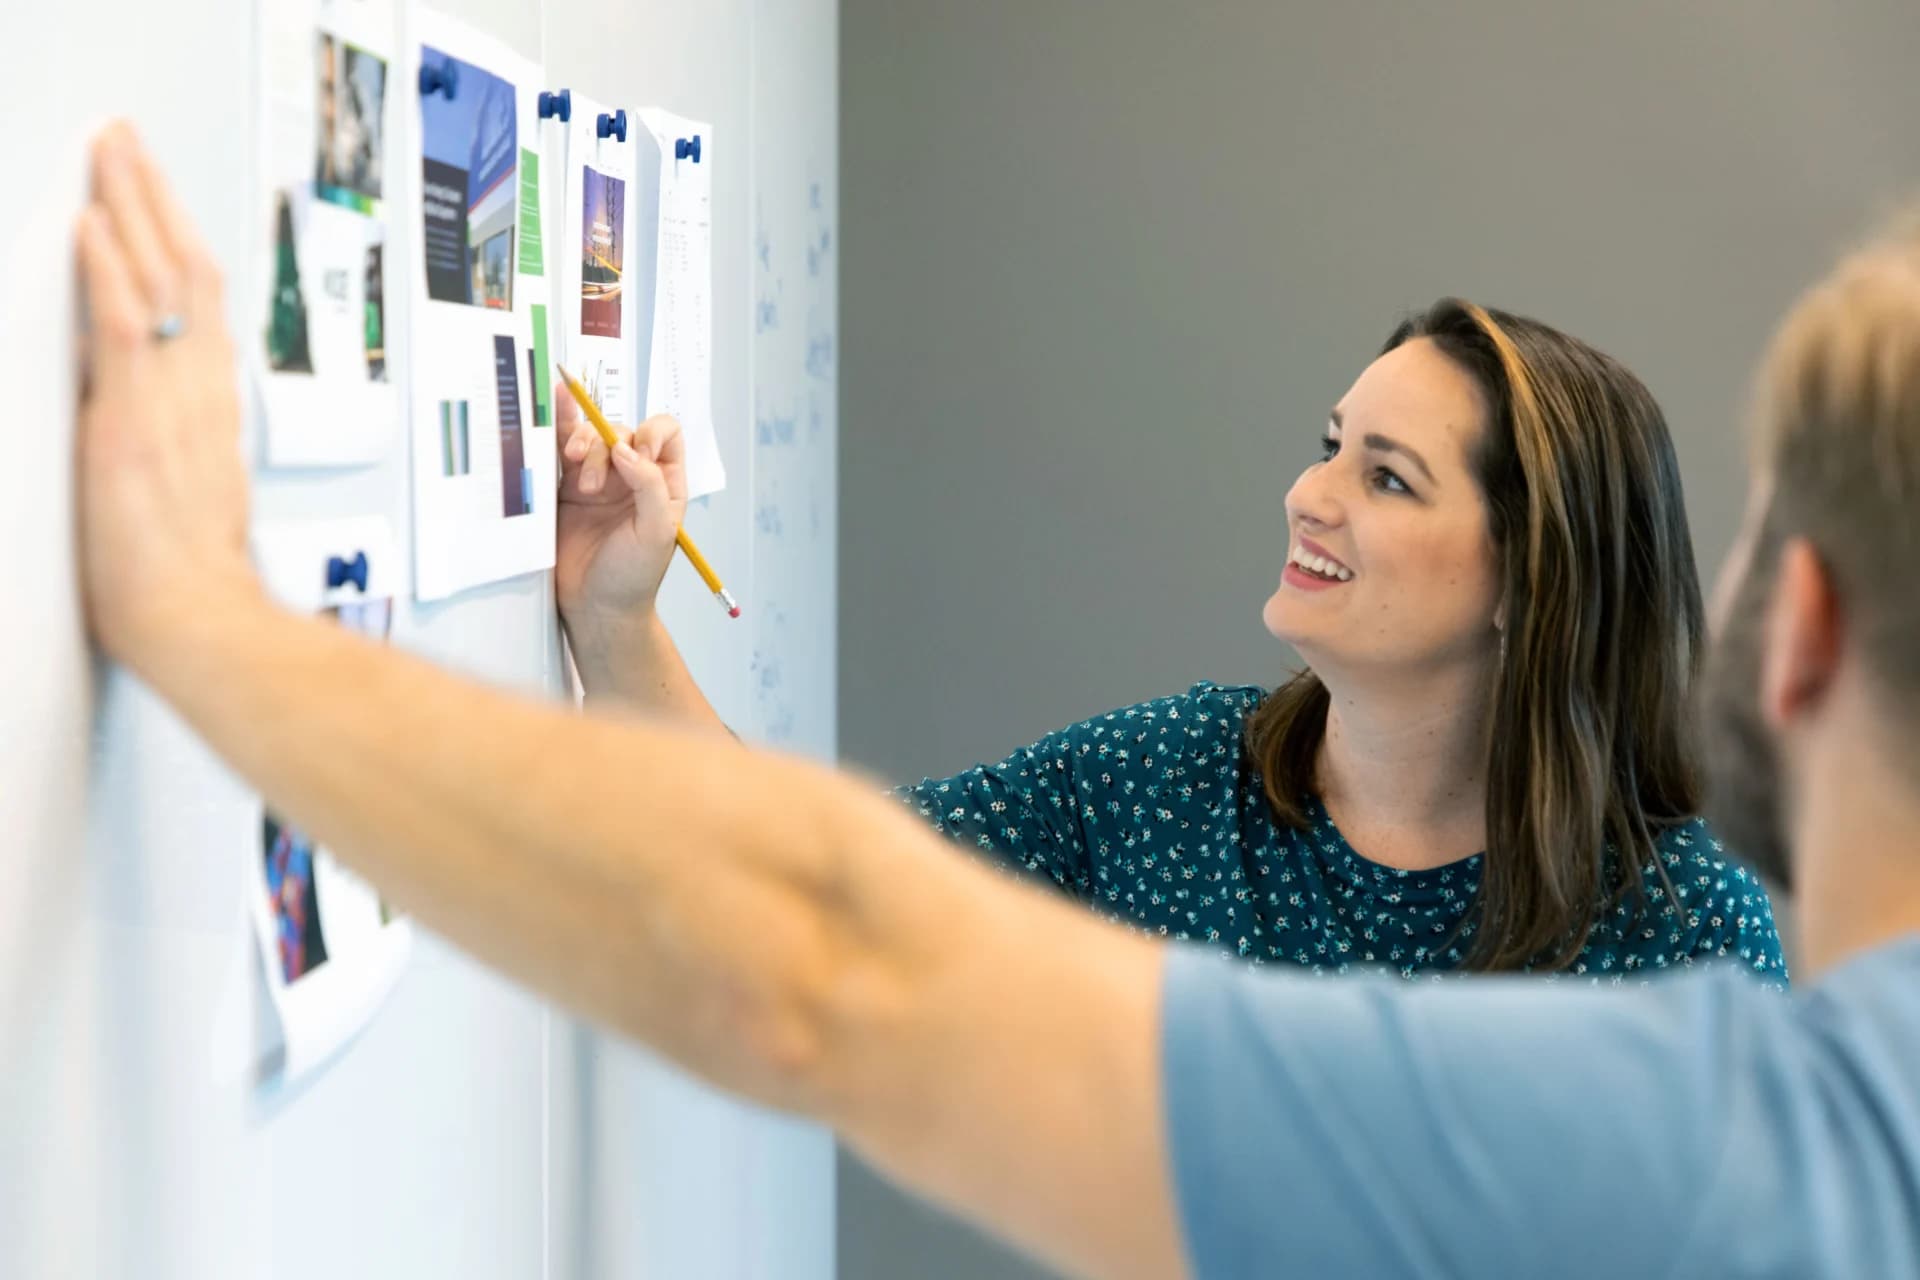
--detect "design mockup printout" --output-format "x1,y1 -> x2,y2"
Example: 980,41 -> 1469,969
407,6 -> 555,599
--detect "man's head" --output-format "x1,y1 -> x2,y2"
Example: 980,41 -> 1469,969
1702,212 -> 1920,891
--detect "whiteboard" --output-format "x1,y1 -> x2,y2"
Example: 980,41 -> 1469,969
0,1 -> 837,1276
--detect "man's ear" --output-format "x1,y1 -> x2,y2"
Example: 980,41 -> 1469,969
1760,537 -> 1843,731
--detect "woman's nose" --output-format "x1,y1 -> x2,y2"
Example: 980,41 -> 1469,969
1285,461 -> 1345,531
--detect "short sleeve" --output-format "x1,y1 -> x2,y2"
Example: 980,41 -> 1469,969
1158,946 -> 1784,1278
894,725 -> 1094,897
892,683 -> 1266,902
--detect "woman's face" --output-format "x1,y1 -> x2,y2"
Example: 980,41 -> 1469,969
1263,337 -> 1504,679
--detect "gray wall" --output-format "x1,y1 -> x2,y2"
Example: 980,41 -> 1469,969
838,3 -> 1915,1277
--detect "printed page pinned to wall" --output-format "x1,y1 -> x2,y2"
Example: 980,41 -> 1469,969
535,80 -> 569,434
635,108 -> 724,497
254,0 -> 399,467
558,93 -> 639,429
248,518 -> 412,1085
407,6 -> 555,600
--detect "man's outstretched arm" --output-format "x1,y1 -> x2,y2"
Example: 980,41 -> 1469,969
74,122 -> 1183,1280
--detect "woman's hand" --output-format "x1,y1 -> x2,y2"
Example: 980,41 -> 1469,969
554,383 -> 687,639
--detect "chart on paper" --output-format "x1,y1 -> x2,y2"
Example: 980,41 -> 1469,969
637,107 -> 724,497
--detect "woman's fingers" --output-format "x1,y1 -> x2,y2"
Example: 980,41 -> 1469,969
554,377 -> 621,493
628,415 -> 689,503
629,414 -> 685,464
563,419 -> 597,463
581,435 -> 610,493
555,377 -> 584,428
609,441 -> 651,493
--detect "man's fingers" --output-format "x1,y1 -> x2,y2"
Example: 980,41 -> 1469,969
76,206 -> 154,382
126,126 -> 224,323
92,126 -> 184,318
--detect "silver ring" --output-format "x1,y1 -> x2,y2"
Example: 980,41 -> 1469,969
152,313 -> 187,343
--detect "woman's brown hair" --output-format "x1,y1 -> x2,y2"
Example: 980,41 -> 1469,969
1246,299 -> 1705,971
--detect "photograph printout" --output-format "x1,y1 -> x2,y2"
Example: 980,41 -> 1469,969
247,519 -> 412,1084
558,93 -> 637,427
256,0 -> 399,466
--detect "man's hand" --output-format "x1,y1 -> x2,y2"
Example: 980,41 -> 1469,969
74,122 -> 258,664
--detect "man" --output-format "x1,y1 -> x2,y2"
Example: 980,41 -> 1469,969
74,122 -> 1920,1277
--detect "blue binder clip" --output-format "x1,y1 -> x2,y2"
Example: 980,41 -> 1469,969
675,135 -> 702,163
597,109 -> 628,143
538,88 -> 572,122
326,551 -> 370,593
419,58 -> 458,99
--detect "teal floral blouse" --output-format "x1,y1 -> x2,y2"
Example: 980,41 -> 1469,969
898,682 -> 1788,985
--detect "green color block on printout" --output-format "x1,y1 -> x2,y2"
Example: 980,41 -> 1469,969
517,148 -> 544,277
529,304 -> 552,427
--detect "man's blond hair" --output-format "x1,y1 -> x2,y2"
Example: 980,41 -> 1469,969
1754,210 -> 1920,704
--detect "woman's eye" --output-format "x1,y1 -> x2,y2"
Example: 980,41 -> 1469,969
1318,434 -> 1339,462
1373,467 -> 1410,495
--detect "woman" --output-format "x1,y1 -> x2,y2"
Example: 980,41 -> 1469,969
560,300 -> 1785,982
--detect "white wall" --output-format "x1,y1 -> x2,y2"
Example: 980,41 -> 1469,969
563,0 -> 841,1276
0,2 -> 836,1277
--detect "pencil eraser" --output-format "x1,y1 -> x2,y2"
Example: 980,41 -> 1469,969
728,606 -> 742,618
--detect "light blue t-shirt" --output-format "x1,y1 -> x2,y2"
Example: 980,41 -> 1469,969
1162,935 -> 1920,1277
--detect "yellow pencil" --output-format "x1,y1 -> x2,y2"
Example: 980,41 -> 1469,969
556,366 -> 741,618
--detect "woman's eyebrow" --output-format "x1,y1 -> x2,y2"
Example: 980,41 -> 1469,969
1362,432 -> 1436,484
1329,409 -> 1437,484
